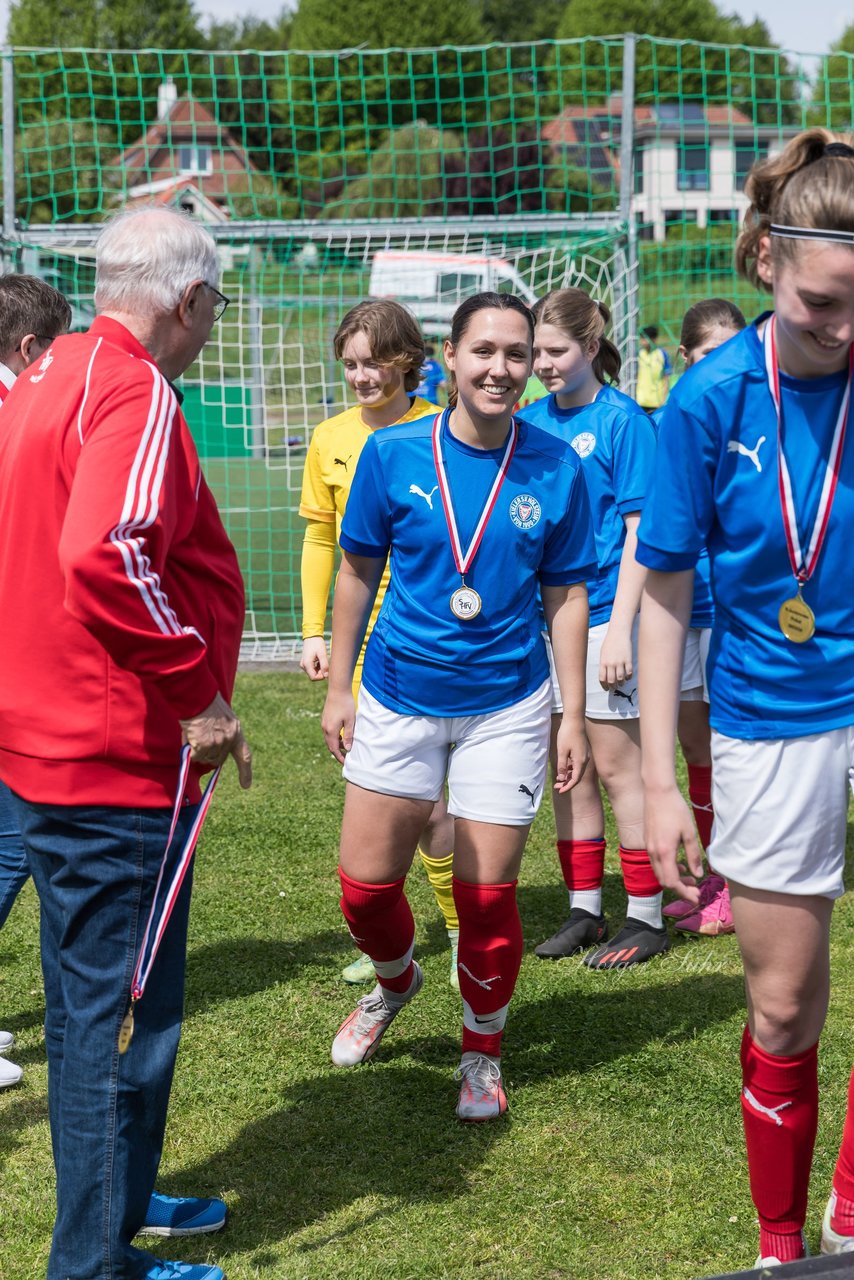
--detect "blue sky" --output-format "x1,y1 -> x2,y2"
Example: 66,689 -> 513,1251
0,0 -> 849,57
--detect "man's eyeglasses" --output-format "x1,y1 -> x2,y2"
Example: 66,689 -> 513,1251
206,284 -> 230,323
17,335 -> 58,353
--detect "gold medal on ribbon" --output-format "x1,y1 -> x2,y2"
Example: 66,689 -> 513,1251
764,317 -> 852,648
118,1001 -> 135,1055
778,591 -> 816,643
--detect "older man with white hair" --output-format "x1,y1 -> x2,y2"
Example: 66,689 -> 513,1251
0,208 -> 250,1280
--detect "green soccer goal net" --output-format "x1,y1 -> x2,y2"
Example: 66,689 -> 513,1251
1,35 -> 850,655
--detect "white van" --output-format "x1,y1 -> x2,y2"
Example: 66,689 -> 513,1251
368,250 -> 537,337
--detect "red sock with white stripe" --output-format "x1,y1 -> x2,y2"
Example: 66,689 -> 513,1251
557,838 -> 605,916
619,846 -> 663,927
454,877 -> 523,1059
687,763 -> 714,851
339,869 -> 415,996
740,1026 -> 816,1262
829,1066 -> 854,1235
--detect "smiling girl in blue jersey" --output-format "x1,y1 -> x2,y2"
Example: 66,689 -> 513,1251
637,129 -> 854,1267
321,292 -> 596,1121
519,289 -> 662,971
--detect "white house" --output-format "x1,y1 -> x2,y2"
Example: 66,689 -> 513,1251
544,100 -> 800,242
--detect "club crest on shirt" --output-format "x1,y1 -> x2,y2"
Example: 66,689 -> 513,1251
509,493 -> 542,530
570,431 -> 596,458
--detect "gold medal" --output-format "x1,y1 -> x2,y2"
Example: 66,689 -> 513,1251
450,584 -> 482,620
118,1002 -> 135,1055
778,591 -> 815,643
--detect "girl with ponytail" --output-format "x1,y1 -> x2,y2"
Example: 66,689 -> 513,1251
519,287 -> 663,971
637,128 -> 854,1266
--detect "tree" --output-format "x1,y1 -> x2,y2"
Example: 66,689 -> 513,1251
13,118 -> 119,224
8,0 -> 204,50
278,0 -> 559,214
551,0 -> 799,123
323,122 -> 464,218
289,0 -> 486,52
481,0 -> 565,43
811,24 -> 854,129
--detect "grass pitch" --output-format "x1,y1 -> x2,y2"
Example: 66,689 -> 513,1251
2,672 -> 853,1280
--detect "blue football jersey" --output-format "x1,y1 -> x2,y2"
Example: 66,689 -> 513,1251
650,405 -> 714,630
339,409 -> 597,716
637,316 -> 853,740
416,358 -> 445,405
519,385 -> 656,625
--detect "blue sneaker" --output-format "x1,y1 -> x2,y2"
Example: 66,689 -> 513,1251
144,1263 -> 225,1280
139,1191 -> 227,1237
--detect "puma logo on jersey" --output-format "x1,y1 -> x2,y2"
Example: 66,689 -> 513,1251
613,687 -> 637,705
458,962 -> 501,991
333,455 -> 352,471
728,436 -> 766,473
409,484 -> 439,510
518,783 -> 539,808
742,1086 -> 792,1127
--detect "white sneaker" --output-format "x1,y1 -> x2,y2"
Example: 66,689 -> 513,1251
331,963 -> 423,1067
0,1055 -> 22,1089
454,1053 -> 507,1122
754,1259 -> 782,1269
0,1030 -> 14,1054
821,1196 -> 854,1254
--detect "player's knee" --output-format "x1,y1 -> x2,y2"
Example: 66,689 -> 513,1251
751,997 -> 827,1056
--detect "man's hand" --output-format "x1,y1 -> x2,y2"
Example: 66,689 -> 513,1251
180,692 -> 252,789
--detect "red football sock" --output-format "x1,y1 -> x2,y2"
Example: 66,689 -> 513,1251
339,868 -> 415,996
741,1027 -> 817,1262
830,1066 -> 854,1234
557,838 -> 605,891
454,877 -> 523,1058
619,846 -> 661,897
687,763 -> 714,852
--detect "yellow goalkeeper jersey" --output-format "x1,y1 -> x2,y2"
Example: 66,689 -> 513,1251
299,398 -> 435,640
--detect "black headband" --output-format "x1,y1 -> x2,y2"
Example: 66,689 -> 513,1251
822,142 -> 854,159
769,143 -> 854,244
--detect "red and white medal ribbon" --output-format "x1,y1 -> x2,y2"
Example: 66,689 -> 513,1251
764,315 -> 852,586
431,409 -> 518,579
130,744 -> 221,1004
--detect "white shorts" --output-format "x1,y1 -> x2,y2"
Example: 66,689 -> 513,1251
343,681 -> 552,826
545,618 -> 641,720
709,725 -> 854,899
680,627 -> 711,703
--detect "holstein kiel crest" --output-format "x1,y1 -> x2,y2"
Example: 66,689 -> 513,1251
509,493 -> 542,530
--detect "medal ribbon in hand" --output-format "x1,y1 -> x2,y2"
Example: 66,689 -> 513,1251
118,745 -> 221,1054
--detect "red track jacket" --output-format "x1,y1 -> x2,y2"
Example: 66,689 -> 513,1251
0,317 -> 244,806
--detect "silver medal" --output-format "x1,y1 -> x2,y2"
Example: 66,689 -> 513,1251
450,585 -> 482,620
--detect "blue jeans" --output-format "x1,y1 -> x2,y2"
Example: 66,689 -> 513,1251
0,778 -> 29,928
11,792 -> 198,1280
